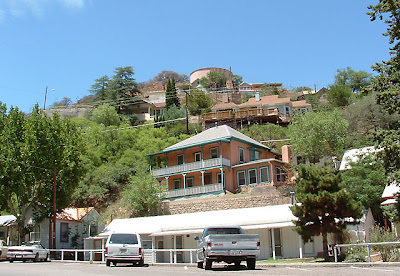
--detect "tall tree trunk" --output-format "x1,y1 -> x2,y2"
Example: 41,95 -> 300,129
322,232 -> 329,261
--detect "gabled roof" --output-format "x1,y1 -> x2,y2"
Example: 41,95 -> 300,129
151,125 -> 269,155
0,215 -> 16,226
212,102 -> 238,111
292,100 -> 311,108
238,95 -> 291,108
56,207 -> 95,222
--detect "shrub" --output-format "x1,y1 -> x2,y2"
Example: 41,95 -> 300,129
370,226 -> 400,262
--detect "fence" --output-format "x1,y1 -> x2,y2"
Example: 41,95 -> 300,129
48,248 -> 197,264
334,241 -> 400,262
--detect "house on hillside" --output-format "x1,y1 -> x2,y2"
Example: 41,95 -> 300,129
148,125 -> 290,200
121,100 -> 166,122
24,207 -> 104,249
238,82 -> 283,94
203,94 -> 311,128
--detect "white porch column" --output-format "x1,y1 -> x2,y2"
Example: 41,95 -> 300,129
201,171 -> 205,193
182,173 -> 186,195
220,168 -> 224,189
152,236 -> 156,263
298,235 -> 303,259
173,235 -> 177,264
271,229 -> 276,260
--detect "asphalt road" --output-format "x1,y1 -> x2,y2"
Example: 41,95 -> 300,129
1,261 -> 400,276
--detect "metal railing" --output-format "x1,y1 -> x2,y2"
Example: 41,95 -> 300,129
47,248 -> 197,264
49,249 -> 105,262
165,182 -> 224,198
334,241 -> 400,262
152,158 -> 230,176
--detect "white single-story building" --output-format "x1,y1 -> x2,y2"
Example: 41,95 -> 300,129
98,204 -> 324,263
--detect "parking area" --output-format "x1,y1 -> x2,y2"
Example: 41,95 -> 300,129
1,261 -> 400,275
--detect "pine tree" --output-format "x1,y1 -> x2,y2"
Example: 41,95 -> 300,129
290,165 -> 362,261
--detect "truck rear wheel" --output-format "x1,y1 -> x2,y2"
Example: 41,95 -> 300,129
197,261 -> 203,269
247,258 -> 256,270
205,259 -> 212,270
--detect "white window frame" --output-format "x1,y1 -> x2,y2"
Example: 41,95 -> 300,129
194,152 -> 201,162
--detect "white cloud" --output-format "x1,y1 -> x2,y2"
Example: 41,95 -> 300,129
0,0 -> 86,20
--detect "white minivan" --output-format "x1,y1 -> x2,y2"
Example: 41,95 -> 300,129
105,232 -> 144,267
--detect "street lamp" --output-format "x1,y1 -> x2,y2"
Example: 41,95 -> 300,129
44,86 -> 55,110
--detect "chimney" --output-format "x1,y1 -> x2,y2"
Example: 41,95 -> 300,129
282,145 -> 291,164
255,92 -> 260,102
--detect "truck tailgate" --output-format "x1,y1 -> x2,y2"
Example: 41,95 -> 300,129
207,234 -> 259,250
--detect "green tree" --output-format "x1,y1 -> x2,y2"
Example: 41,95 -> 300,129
199,71 -> 228,90
327,84 -> 353,107
261,84 -> 280,96
51,97 -> 73,108
150,70 -> 188,83
340,152 -> 386,222
294,86 -> 312,93
368,1 -> 400,183
187,89 -> 214,116
291,165 -> 362,261
165,78 -> 179,109
241,123 -> 288,153
123,164 -> 165,217
341,93 -> 400,149
89,75 -> 110,101
0,104 -> 85,242
232,74 -> 243,88
92,104 -> 121,127
334,67 -> 372,93
288,110 -> 348,163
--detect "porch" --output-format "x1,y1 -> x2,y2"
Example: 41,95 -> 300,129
164,182 -> 224,199
152,158 -> 230,177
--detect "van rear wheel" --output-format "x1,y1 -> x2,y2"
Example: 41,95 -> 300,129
106,260 -> 111,266
205,259 -> 212,270
197,261 -> 203,269
247,258 -> 256,270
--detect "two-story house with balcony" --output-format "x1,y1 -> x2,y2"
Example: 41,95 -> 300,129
149,125 -> 289,200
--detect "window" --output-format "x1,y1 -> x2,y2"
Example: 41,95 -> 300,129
210,147 -> 219,159
0,230 -> 5,240
248,169 -> 257,185
260,166 -> 270,183
250,150 -> 260,161
194,152 -> 201,162
173,178 -> 181,189
60,222 -> 69,243
275,166 -> 287,183
186,177 -> 194,188
177,154 -> 184,165
285,106 -> 290,114
89,225 -> 98,236
217,172 -> 225,185
239,147 -> 245,163
204,173 -> 212,185
237,171 -> 246,186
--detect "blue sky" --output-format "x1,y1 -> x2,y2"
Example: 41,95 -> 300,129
0,0 -> 390,112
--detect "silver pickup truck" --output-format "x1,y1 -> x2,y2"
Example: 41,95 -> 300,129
195,226 -> 260,270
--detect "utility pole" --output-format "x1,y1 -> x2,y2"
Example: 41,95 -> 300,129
52,168 -> 57,249
44,86 -> 48,110
185,90 -> 189,135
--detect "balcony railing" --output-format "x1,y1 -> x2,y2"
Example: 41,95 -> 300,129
152,158 -> 231,177
165,182 -> 224,199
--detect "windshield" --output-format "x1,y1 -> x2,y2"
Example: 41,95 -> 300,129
109,234 -> 138,245
206,228 -> 242,235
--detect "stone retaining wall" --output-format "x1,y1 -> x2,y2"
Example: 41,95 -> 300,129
163,186 -> 294,215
